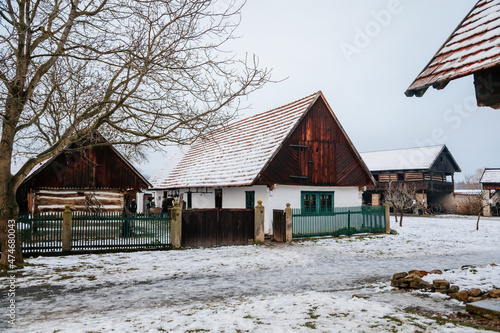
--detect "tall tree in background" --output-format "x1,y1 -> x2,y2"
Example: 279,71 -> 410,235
0,0 -> 270,266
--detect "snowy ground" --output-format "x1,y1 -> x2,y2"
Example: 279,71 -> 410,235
1,215 -> 499,332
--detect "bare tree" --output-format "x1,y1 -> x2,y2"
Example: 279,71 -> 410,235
456,191 -> 489,230
457,168 -> 484,190
384,182 -> 416,227
0,0 -> 271,266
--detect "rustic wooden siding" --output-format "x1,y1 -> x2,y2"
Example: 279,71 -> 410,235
429,149 -> 460,174
256,98 -> 372,186
33,189 -> 126,212
483,183 -> 500,190
22,144 -> 149,190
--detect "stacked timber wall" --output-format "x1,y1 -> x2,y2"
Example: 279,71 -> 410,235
32,189 -> 126,212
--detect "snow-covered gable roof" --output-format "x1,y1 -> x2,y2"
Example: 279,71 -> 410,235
406,0 -> 500,97
150,92 -> 326,189
480,168 -> 500,183
360,145 -> 448,172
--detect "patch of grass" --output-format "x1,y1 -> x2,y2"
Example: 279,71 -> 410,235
302,322 -> 317,329
87,276 -> 97,281
243,315 -> 252,319
55,266 -> 80,273
55,275 -> 74,281
383,315 -> 403,326
185,329 -> 209,332
307,306 -> 320,320
405,310 -> 500,332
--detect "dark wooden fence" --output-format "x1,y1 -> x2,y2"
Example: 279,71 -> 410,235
273,209 -> 286,242
182,209 -> 254,247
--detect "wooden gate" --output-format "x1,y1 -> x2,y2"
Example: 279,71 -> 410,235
273,209 -> 286,242
182,209 -> 254,247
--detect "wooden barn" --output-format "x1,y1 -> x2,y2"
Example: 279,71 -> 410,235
360,145 -> 461,213
406,0 -> 500,109
17,134 -> 151,213
150,91 -> 375,233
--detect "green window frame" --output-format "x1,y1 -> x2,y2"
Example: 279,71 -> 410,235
245,191 -> 255,209
301,191 -> 334,214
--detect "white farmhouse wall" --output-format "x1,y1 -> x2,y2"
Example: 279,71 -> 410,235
222,186 -> 269,209
186,191 -> 215,209
159,185 -> 363,234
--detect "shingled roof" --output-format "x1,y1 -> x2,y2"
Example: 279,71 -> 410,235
150,92 -> 372,189
360,145 -> 461,173
480,168 -> 500,183
406,0 -> 500,97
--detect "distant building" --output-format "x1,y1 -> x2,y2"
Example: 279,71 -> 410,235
480,168 -> 500,215
405,0 -> 500,109
17,133 -> 151,213
360,145 -> 461,213
150,91 -> 375,233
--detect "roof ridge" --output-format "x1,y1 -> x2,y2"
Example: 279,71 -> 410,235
232,91 -> 321,125
361,144 -> 445,154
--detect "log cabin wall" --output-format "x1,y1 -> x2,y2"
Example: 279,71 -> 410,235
17,138 -> 150,213
22,145 -> 149,190
256,98 -> 372,187
33,189 -> 126,212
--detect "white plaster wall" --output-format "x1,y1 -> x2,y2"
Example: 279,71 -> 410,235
183,190 -> 215,209
222,186 -> 269,209
136,192 -> 144,213
167,185 -> 363,234
268,185 -> 362,210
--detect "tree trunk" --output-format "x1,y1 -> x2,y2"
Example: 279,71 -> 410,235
476,212 -> 481,230
0,178 -> 24,267
0,93 -> 26,267
399,212 -> 404,227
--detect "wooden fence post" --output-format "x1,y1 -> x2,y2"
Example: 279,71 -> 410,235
254,200 -> 264,243
285,203 -> 292,242
385,203 -> 390,234
171,201 -> 182,249
62,204 -> 72,253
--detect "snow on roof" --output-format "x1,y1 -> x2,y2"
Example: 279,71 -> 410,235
360,145 -> 446,172
150,92 -> 321,188
406,0 -> 500,96
480,168 -> 500,183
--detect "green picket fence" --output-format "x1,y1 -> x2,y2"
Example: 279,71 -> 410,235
18,212 -> 171,254
292,206 -> 386,238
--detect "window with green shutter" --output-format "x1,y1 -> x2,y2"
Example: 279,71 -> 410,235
301,191 -> 334,214
245,191 -> 255,209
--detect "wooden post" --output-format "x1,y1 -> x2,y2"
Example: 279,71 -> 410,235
171,201 -> 182,249
385,203 -> 390,234
254,200 -> 264,243
285,203 -> 292,242
62,204 -> 72,253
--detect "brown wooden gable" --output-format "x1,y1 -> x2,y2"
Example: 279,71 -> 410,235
429,147 -> 461,174
255,96 -> 373,187
21,138 -> 150,191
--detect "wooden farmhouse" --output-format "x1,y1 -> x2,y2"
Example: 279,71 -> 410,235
150,91 -> 375,233
17,134 -> 151,213
360,145 -> 461,213
480,168 -> 500,215
405,0 -> 500,109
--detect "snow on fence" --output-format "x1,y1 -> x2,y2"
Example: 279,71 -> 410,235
18,212 -> 171,254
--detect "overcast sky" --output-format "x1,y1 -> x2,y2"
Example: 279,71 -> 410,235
141,0 -> 500,181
